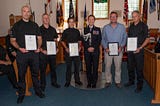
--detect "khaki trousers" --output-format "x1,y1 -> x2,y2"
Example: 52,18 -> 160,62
104,52 -> 123,83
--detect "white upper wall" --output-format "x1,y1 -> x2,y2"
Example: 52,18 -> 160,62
0,0 -> 159,36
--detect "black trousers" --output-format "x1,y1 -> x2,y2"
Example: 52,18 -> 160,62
16,51 -> 41,96
84,52 -> 99,85
39,53 -> 57,90
65,56 -> 81,83
0,64 -> 17,87
127,50 -> 144,85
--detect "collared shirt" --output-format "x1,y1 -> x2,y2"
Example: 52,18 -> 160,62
40,25 -> 58,50
128,21 -> 149,47
101,23 -> 127,49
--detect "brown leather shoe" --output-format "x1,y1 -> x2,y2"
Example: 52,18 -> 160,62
105,82 -> 111,88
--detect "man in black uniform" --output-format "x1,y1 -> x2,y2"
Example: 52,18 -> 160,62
0,45 -> 18,89
124,10 -> 149,93
10,5 -> 45,104
61,17 -> 83,87
82,15 -> 101,88
39,13 -> 60,92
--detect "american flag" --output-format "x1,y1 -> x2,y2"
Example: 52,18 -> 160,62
123,0 -> 128,25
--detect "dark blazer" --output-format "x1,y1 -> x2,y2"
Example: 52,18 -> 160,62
82,26 -> 102,53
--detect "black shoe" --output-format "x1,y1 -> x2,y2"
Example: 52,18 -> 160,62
115,83 -> 122,88
92,84 -> 96,88
105,82 -> 111,88
13,84 -> 18,89
35,92 -> 45,98
135,84 -> 143,93
64,82 -> 70,87
124,82 -> 134,87
17,96 -> 24,104
51,83 -> 61,88
87,84 -> 91,88
75,81 -> 83,86
41,87 -> 45,92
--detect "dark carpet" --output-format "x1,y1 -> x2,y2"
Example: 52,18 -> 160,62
0,62 -> 159,106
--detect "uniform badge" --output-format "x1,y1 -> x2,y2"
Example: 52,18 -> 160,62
93,30 -> 99,35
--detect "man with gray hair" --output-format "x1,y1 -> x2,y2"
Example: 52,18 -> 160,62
124,10 -> 149,93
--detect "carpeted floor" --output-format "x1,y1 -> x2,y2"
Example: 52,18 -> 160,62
0,62 -> 159,106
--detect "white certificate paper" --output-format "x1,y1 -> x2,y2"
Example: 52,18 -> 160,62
108,42 -> 119,56
25,35 -> 37,50
47,41 -> 56,55
69,43 -> 79,57
127,37 -> 137,51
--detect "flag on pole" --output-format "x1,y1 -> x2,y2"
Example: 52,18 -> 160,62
123,0 -> 128,25
84,3 -> 87,28
69,0 -> 74,18
142,0 -> 148,24
150,0 -> 156,13
56,1 -> 64,27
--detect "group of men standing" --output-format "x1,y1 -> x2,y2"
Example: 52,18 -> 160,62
0,5 -> 149,104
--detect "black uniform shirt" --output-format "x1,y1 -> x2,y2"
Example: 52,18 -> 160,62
128,21 -> 149,47
0,45 -> 6,61
10,19 -> 41,48
40,25 -> 58,50
61,28 -> 81,47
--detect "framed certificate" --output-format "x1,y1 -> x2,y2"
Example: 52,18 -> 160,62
46,41 -> 56,55
108,42 -> 119,56
25,35 -> 37,50
69,43 -> 79,57
127,37 -> 137,51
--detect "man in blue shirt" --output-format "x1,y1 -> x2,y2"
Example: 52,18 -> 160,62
102,11 -> 127,88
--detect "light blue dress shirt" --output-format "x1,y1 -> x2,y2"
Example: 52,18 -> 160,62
101,23 -> 127,49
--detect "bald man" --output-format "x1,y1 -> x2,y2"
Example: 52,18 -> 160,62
10,5 -> 45,104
